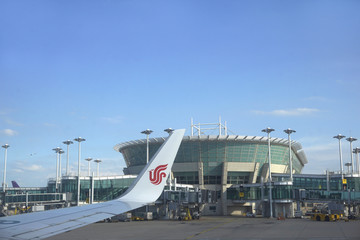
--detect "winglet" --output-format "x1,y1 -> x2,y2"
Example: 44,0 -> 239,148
119,129 -> 185,203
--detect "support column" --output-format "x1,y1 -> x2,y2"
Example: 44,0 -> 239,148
250,162 -> 260,183
222,162 -> 228,216
90,172 -> 94,204
198,161 -> 204,188
261,176 -> 265,217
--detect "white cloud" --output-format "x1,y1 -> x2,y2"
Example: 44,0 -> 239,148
1,128 -> 18,136
303,141 -> 337,152
102,116 -> 123,124
253,108 -> 319,116
0,109 -> 23,126
22,164 -> 44,171
15,162 -> 44,172
5,119 -> 23,126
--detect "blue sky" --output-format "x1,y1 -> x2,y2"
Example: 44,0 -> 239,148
1,1 -> 359,187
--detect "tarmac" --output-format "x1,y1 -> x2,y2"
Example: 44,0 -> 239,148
47,216 -> 360,240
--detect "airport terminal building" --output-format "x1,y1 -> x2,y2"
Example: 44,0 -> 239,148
114,130 -> 308,215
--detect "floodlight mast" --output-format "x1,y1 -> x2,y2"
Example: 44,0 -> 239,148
346,137 -> 357,176
353,147 -> 360,175
74,137 -> 86,206
58,149 -> 65,191
58,149 -> 65,178
284,129 -> 296,182
333,134 -> 346,180
84,157 -> 93,206
2,144 -> 10,192
52,147 -> 61,192
141,129 -> 153,164
85,158 -> 92,176
94,159 -> 102,176
345,162 -> 352,174
141,129 -> 153,214
62,140 -> 74,176
262,127 -> 274,218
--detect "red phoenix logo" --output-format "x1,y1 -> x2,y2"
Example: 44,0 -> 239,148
149,164 -> 168,185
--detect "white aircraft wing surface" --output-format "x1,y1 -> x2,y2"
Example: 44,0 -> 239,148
0,129 -> 185,240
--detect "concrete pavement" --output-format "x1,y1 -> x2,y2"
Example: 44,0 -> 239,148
47,216 -> 360,240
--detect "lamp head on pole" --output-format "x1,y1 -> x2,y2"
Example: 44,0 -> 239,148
333,134 -> 346,140
94,159 -> 102,164
353,147 -> 360,154
74,137 -> 86,143
262,127 -> 275,134
346,137 -> 357,143
85,157 -> 93,162
63,140 -> 74,145
141,129 -> 153,135
164,128 -> 174,134
58,149 -> 65,155
284,128 -> 296,135
2,144 -> 10,149
52,147 -> 61,153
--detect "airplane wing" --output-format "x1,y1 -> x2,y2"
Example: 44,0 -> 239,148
0,129 -> 185,240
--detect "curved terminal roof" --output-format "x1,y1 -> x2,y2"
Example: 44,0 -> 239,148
114,135 -> 308,166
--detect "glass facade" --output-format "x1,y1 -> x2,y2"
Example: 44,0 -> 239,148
227,172 -> 250,184
173,172 -> 199,184
293,177 -> 340,190
273,174 -> 360,192
6,193 -> 64,203
227,186 -> 261,201
227,175 -> 360,202
119,137 -> 305,185
49,177 -> 136,203
226,184 -> 360,202
204,175 -> 221,184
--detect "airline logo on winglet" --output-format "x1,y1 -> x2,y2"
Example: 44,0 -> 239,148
149,164 -> 168,185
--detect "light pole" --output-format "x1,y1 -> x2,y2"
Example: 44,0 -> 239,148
74,137 -> 86,206
345,163 -> 352,174
2,144 -> 10,192
284,129 -> 296,181
141,129 -> 153,215
52,147 -> 61,192
353,147 -> 360,174
85,158 -> 92,176
94,159 -> 102,177
141,129 -> 153,165
58,149 -> 64,192
164,128 -> 175,190
85,157 -> 93,205
262,127 -> 275,218
333,134 -> 346,180
63,140 -> 73,176
58,149 -> 65,178
346,137 -> 357,176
